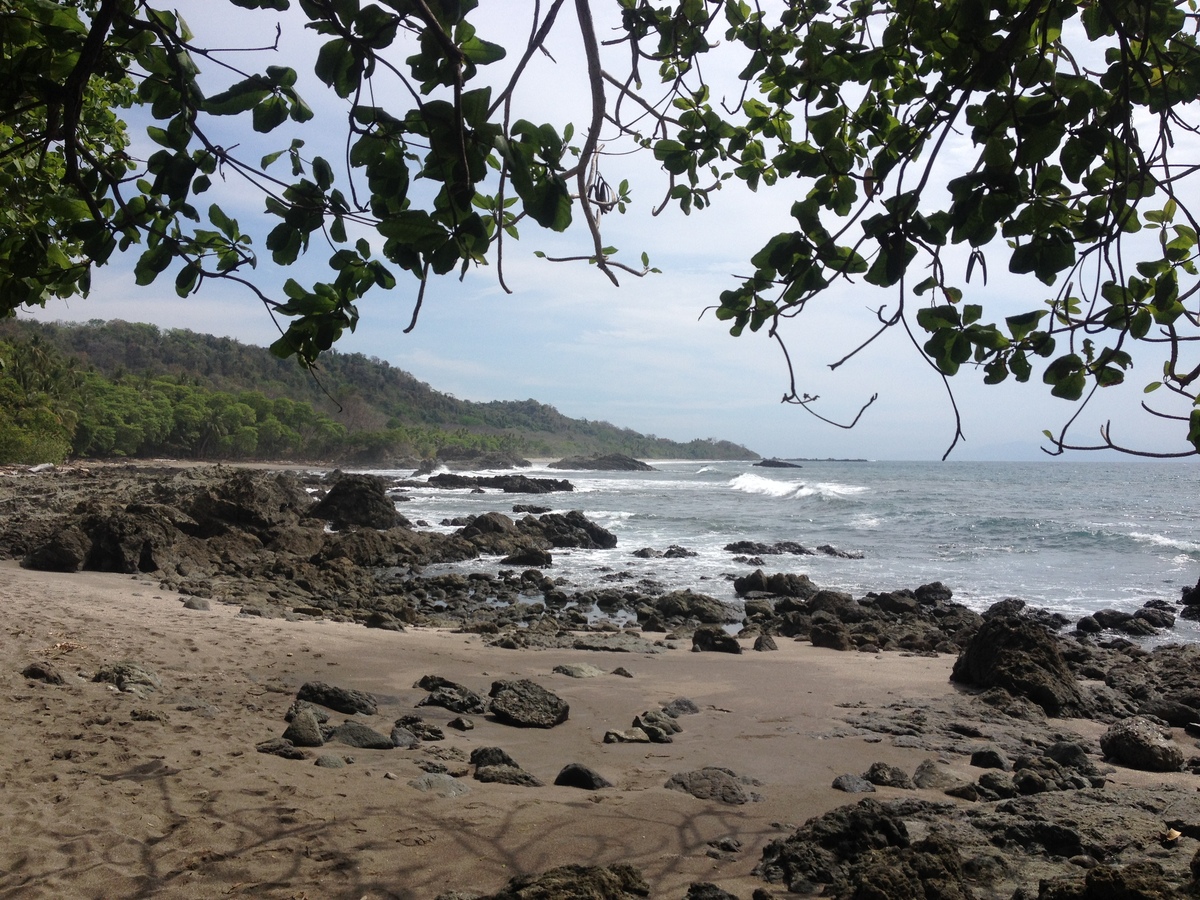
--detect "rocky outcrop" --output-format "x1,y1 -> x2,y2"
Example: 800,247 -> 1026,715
691,625 -> 742,654
725,540 -> 863,559
426,473 -> 574,493
951,614 -> 1085,717
756,798 -> 975,898
548,454 -> 655,471
308,473 -> 403,530
1099,716 -> 1184,772
478,864 -> 650,899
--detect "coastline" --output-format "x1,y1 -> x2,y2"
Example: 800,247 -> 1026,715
4,462 -> 1200,898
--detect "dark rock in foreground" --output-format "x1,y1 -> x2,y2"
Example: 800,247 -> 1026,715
951,614 -> 1085,717
664,767 -> 760,805
296,681 -> 378,716
754,458 -> 802,468
755,798 -> 975,898
22,660 -> 65,685
488,679 -> 570,728
308,473 -> 402,530
692,624 -> 742,654
328,720 -> 394,750
554,763 -> 612,790
415,675 -> 487,715
1099,715 -> 1184,772
474,863 -> 649,899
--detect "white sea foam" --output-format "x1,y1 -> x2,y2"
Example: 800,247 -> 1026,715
1130,531 -> 1200,553
728,473 -> 868,500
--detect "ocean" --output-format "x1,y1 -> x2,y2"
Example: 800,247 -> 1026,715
369,460 -> 1200,638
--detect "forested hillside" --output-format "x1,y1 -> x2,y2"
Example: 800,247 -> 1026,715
0,320 -> 757,465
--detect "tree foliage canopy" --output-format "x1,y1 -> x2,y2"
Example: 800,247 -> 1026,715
3,0 -> 1200,455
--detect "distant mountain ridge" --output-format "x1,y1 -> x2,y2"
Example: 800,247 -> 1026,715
0,319 -> 758,463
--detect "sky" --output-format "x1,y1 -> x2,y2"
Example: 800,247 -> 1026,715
22,1 -> 1196,461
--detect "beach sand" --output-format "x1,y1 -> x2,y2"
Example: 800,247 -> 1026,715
0,558 -> 985,899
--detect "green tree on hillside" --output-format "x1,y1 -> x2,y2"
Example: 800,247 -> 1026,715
2,0 -> 1199,455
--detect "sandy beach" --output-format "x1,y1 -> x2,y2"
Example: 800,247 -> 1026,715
0,559 -> 983,899
4,464 -> 1200,900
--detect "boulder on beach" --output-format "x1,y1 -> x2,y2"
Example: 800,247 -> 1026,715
691,624 -> 742,654
308,473 -> 402,530
488,679 -> 570,728
554,763 -> 612,790
296,681 -> 378,716
1099,716 -> 1184,772
664,767 -> 760,805
950,614 -> 1085,717
415,675 -> 488,715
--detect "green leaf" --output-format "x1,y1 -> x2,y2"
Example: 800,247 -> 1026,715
253,95 -> 289,133
1006,310 -> 1047,341
315,38 -> 359,98
461,35 -> 506,65
1043,354 -> 1086,400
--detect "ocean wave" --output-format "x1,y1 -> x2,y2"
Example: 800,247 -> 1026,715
728,473 -> 868,501
1129,531 -> 1200,553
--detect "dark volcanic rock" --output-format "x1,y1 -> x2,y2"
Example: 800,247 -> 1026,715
664,767 -> 759,805
428,473 -> 574,494
754,458 -> 802,468
296,681 -> 378,716
810,616 -> 853,651
475,765 -> 544,787
190,470 -> 312,535
1036,861 -> 1176,900
755,798 -> 975,898
692,624 -> 742,654
477,863 -> 649,899
1099,716 -> 1184,772
520,510 -> 617,549
863,762 -> 915,789
951,615 -> 1085,717
650,590 -> 739,624
328,721 -> 394,750
93,661 -> 161,693
501,547 -> 552,567
554,763 -> 613,790
282,708 -> 325,747
308,474 -> 401,530
470,747 -> 521,769
415,675 -> 488,715
548,454 -> 655,471
832,773 -> 876,793
733,568 -> 818,599
22,525 -> 91,572
488,679 -> 570,728
22,660 -> 65,685
754,633 -> 779,652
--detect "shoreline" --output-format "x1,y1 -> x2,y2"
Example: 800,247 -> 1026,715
4,463 -> 1200,898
